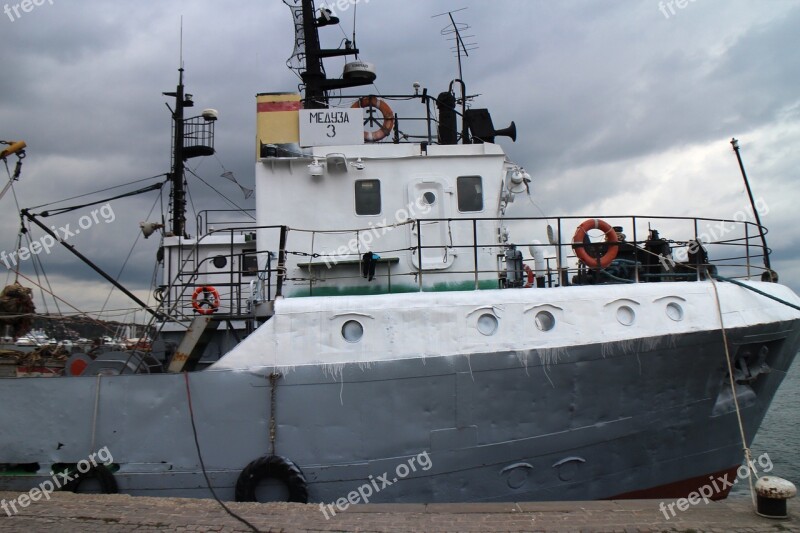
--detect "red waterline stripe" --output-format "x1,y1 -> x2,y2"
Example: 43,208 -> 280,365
609,465 -> 740,500
257,101 -> 302,112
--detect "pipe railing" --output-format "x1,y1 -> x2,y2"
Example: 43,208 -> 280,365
159,215 -> 769,321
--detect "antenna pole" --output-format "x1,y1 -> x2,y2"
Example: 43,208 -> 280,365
731,138 -> 771,274
448,12 -> 464,82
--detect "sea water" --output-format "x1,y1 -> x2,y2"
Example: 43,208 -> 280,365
731,358 -> 799,496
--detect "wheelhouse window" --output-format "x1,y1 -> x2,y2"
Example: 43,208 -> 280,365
457,175 -> 483,212
355,179 -> 381,215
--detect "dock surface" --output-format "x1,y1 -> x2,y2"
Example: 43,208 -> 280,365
0,492 -> 797,532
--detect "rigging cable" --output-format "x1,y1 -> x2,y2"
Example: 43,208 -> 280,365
28,173 -> 167,211
2,158 -> 61,314
9,270 -> 135,339
2,159 -> 24,286
25,221 -> 61,314
713,274 -> 800,312
98,189 -> 163,317
39,181 -> 165,218
185,167 -> 255,221
185,173 -> 199,232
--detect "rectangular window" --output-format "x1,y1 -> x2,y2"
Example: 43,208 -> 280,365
355,179 -> 381,215
241,249 -> 257,277
457,176 -> 483,212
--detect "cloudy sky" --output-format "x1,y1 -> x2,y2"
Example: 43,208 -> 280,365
1,0 -> 798,324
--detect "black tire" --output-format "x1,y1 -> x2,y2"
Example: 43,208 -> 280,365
62,465 -> 118,494
234,455 -> 308,503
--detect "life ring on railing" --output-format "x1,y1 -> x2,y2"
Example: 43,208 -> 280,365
191,286 -> 220,315
234,455 -> 308,503
572,218 -> 619,269
524,264 -> 534,288
352,96 -> 395,142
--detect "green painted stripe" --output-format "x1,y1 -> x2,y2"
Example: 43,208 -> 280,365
288,279 -> 498,297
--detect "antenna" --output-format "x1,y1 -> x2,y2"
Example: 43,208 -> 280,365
179,16 -> 184,68
433,8 -> 478,143
352,2 -> 358,59
433,7 -> 478,82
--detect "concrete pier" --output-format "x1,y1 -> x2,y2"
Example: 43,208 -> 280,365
0,492 -> 797,532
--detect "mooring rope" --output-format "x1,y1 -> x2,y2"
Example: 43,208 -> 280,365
709,275 -> 757,508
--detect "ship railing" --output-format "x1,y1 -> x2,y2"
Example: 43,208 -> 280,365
325,92 -> 478,145
156,225 -> 285,323
419,215 -> 769,289
274,215 -> 769,294
159,215 -> 769,319
195,209 -> 256,237
182,116 -> 216,159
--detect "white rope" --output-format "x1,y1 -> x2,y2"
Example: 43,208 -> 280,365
709,275 -> 757,508
90,374 -> 102,454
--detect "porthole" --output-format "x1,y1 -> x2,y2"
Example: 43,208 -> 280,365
212,255 -> 227,269
477,313 -> 498,336
666,302 -> 684,322
423,191 -> 436,205
341,320 -> 364,343
616,305 -> 636,326
534,311 -> 556,332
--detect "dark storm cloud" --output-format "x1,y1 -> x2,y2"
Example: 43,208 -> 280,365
1,0 -> 798,311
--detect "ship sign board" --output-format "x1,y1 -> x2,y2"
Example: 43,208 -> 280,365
299,109 -> 364,147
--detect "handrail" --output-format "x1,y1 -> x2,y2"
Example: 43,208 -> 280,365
158,215 -> 769,321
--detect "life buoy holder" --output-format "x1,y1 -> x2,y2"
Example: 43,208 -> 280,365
352,96 -> 395,142
191,286 -> 220,315
234,455 -> 308,503
523,264 -> 534,288
572,218 -> 619,269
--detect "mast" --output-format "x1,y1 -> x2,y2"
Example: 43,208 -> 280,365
300,0 -> 326,109
163,67 -> 215,237
163,68 -> 192,237
296,0 -> 375,109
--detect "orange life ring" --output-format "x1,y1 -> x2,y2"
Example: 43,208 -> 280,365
572,219 -> 619,269
523,264 -> 534,288
191,286 -> 220,315
351,96 -> 395,142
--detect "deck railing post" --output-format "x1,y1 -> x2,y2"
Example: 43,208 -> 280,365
693,219 -> 701,282
557,218 -> 566,286
473,218 -> 479,290
631,217 -> 639,283
276,225 -> 288,298
745,223 -> 751,279
417,220 -> 423,292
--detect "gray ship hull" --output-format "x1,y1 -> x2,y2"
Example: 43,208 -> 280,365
1,319 -> 797,503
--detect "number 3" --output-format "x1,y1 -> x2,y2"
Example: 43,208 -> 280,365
327,124 -> 336,138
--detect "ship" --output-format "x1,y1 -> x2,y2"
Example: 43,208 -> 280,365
0,0 -> 798,505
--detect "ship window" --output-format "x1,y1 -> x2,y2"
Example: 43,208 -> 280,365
355,179 -> 381,215
241,250 -> 257,277
457,176 -> 483,212
342,320 -> 364,343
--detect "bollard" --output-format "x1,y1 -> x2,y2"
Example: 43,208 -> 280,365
754,476 -> 797,519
